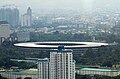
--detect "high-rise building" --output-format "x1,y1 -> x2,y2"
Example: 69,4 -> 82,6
21,14 -> 31,27
38,58 -> 49,79
28,46 -> 75,79
27,7 -> 32,26
0,7 -> 19,26
12,8 -> 19,26
49,46 -> 75,79
21,7 -> 32,27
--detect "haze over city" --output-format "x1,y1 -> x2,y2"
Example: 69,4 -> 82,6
0,0 -> 120,79
1,0 -> 120,12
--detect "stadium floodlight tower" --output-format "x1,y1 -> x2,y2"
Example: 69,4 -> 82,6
14,42 -> 108,79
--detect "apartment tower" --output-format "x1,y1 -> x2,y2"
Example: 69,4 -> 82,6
49,46 -> 75,79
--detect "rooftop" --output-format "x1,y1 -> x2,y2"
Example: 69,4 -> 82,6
14,42 -> 108,49
11,69 -> 38,75
0,21 -> 9,25
80,68 -> 118,72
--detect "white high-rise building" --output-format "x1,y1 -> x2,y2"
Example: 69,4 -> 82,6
38,58 -> 49,79
27,7 -> 32,26
21,7 -> 32,27
21,14 -> 31,27
49,46 -> 75,79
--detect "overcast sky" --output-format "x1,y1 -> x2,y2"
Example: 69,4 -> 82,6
0,0 -> 120,12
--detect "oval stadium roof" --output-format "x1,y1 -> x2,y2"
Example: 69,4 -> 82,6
14,42 -> 108,49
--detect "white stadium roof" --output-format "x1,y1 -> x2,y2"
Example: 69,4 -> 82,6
14,42 -> 108,49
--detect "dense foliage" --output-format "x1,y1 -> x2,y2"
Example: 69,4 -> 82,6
0,75 -> 7,79
0,42 -> 120,68
74,45 -> 120,67
30,32 -> 92,42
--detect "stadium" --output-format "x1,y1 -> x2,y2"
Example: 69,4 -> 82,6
14,42 -> 108,49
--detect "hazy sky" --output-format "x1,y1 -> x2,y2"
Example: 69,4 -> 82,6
0,0 -> 120,11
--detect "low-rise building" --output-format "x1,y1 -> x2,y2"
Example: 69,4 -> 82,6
0,21 -> 11,45
0,69 -> 38,79
76,68 -> 120,77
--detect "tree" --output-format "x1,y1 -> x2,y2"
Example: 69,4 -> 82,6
24,77 -> 32,79
0,75 -> 8,79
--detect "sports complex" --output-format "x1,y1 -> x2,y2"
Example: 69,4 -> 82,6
14,42 -> 108,49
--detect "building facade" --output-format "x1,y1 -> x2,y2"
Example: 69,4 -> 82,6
0,69 -> 38,79
21,7 -> 32,27
27,7 -> 32,26
0,21 -> 10,38
0,21 -> 11,45
49,46 -> 75,79
38,58 -> 49,79
76,68 -> 120,77
0,7 -> 19,26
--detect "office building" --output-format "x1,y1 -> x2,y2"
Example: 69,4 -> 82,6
49,46 -> 75,79
0,7 -> 19,26
27,7 -> 32,26
21,7 -> 32,27
21,14 -> 31,27
38,58 -> 49,79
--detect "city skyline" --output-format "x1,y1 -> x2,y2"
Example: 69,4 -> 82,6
0,7 -> 19,26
